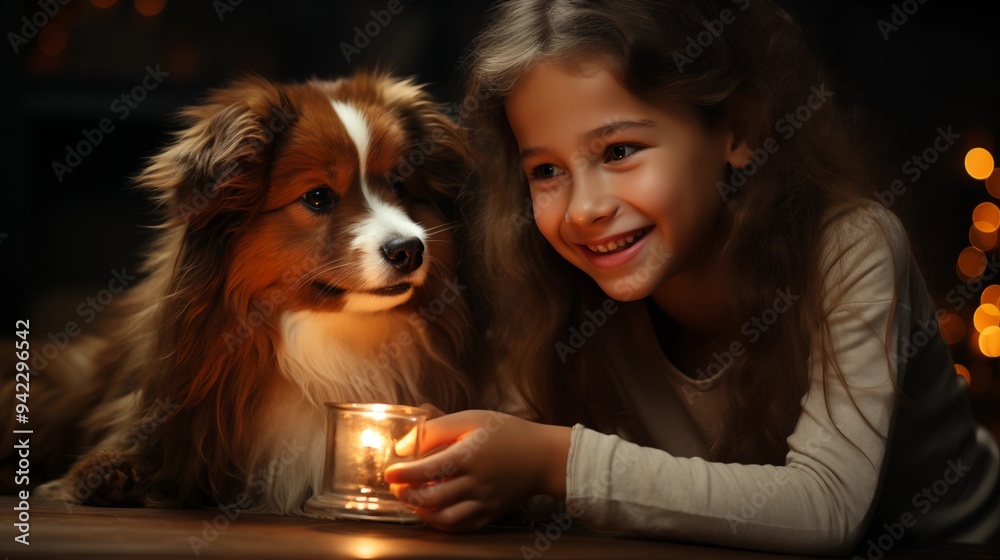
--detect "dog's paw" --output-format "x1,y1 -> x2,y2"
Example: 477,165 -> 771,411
34,478 -> 73,502
67,448 -> 146,506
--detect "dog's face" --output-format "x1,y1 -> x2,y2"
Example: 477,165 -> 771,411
142,74 -> 468,317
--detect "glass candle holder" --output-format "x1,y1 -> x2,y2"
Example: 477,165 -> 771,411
305,403 -> 428,523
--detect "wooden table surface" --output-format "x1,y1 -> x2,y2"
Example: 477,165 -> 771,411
1,496 -> 997,560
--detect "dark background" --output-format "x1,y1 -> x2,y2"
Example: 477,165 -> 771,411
1,0 -> 997,434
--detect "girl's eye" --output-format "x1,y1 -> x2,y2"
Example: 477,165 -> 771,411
606,144 -> 641,162
301,187 -> 338,211
531,163 -> 566,181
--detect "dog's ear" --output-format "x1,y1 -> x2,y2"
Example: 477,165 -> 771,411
139,76 -> 294,229
377,75 -> 472,219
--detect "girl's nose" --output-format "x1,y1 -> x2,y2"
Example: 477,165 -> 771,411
564,171 -> 618,226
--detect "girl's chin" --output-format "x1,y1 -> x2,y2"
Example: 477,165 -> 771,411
595,279 -> 656,302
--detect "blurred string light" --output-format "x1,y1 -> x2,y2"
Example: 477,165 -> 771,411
974,304 -> 1000,332
978,325 -> 1000,358
955,364 -> 972,384
966,148 -> 996,181
972,202 -> 1000,233
969,225 -> 998,251
37,23 -> 68,56
939,312 -> 966,344
957,246 -> 988,279
987,169 -> 1000,199
952,145 -> 1000,414
134,0 -> 167,17
982,285 -> 1000,307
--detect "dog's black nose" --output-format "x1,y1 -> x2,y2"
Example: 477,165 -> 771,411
381,237 -> 424,273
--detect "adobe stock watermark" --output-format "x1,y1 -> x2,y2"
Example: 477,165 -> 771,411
188,438 -> 308,556
221,241 -> 329,353
520,448 -> 639,559
944,252 -> 1000,312
554,298 -> 620,364
890,253 -> 1000,367
553,246 -> 673,363
873,126 -> 960,209
360,277 -> 468,376
855,457 -> 971,559
726,427 -> 833,533
7,0 -> 69,54
178,103 -> 294,222
384,76 -> 491,188
340,0 -> 413,63
29,268 -> 136,374
681,287 -> 799,403
717,84 -> 834,201
64,396 -> 179,512
671,0 -> 751,73
51,64 -> 170,183
877,0 -> 928,41
213,0 -> 244,21
400,410 -> 510,520
510,113 -> 645,233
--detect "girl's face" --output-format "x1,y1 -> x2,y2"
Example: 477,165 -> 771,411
505,60 -> 747,301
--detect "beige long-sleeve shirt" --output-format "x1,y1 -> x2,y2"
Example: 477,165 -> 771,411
559,202 -> 1000,556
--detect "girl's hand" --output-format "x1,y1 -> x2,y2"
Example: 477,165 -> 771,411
384,409 -> 571,532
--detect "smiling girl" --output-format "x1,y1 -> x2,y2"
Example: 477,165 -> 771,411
384,0 -> 1000,554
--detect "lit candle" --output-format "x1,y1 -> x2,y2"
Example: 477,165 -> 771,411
305,403 -> 429,523
359,428 -> 387,490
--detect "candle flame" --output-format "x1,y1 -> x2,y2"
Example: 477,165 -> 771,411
360,429 -> 384,449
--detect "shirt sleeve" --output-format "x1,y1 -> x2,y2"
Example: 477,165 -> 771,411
565,204 -> 913,556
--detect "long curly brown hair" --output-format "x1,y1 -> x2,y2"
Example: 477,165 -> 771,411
461,0 -> 898,465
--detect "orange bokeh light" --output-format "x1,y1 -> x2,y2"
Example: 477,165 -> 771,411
972,202 -> 1000,233
37,23 -> 68,56
987,169 -> 1000,198
982,285 -> 1000,307
939,313 -> 966,345
954,364 -> 971,384
966,148 -> 996,181
970,224 -> 998,251
957,246 -> 987,279
134,0 -> 166,17
978,325 -> 1000,357
974,304 -> 1000,332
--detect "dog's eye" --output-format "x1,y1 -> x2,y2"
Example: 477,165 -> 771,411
302,187 -> 337,211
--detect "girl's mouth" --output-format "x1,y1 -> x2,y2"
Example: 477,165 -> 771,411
585,226 -> 653,255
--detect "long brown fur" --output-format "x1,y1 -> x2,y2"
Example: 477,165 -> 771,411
1,72 -> 479,513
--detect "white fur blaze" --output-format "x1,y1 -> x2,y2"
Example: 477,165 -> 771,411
330,99 -> 428,313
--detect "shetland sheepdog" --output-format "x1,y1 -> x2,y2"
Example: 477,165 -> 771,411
2,72 -> 476,514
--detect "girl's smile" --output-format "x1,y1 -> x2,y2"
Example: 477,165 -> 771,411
577,225 -> 654,270
505,59 -> 748,301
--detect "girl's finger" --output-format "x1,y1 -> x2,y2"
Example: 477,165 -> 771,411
395,410 -> 497,457
392,475 -> 477,510
418,402 -> 446,418
384,442 -> 468,485
419,499 -> 490,532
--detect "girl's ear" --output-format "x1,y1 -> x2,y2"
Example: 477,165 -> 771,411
723,129 -> 751,169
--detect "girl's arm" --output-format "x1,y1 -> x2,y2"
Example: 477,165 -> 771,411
385,409 -> 571,531
384,204 -> 933,554
551,204 -> 922,555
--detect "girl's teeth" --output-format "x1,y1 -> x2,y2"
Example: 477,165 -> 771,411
587,228 -> 648,254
